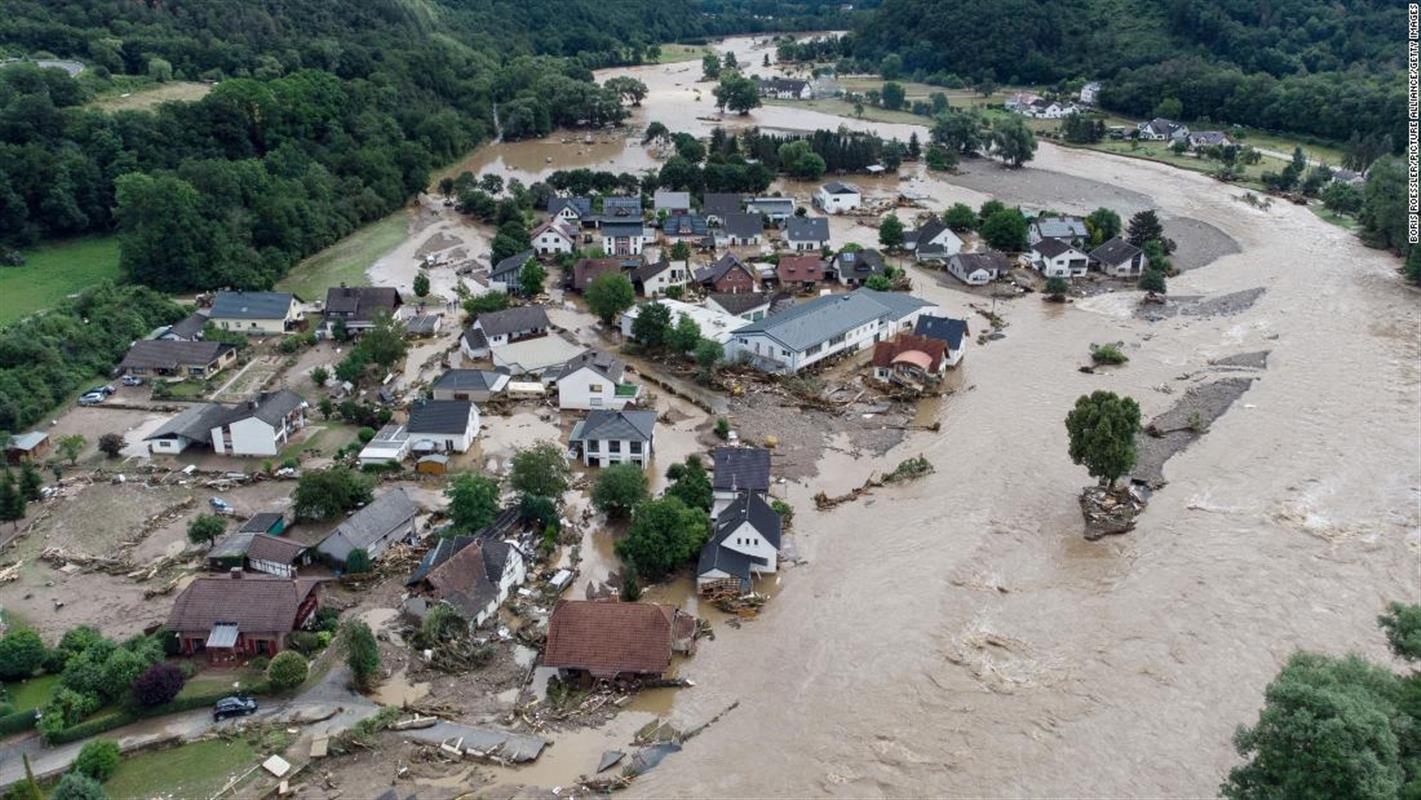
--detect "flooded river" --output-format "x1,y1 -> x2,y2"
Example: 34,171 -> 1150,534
368,34 -> 1421,796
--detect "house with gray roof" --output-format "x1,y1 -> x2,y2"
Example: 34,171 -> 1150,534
145,403 -> 230,454
431,369 -> 510,402
323,285 -> 402,334
568,409 -> 657,468
721,213 -> 764,246
784,217 -> 830,251
904,215 -> 965,263
316,488 -> 420,567
1028,216 -> 1089,248
600,220 -> 648,256
489,250 -> 535,292
555,350 -> 641,411
461,306 -> 550,358
156,310 -> 210,342
946,251 -> 1012,285
702,193 -> 744,225
208,291 -> 301,336
744,197 -> 796,223
711,446 -> 771,520
549,196 -> 594,226
653,190 -> 691,215
831,248 -> 887,286
726,288 -> 938,374
406,399 -> 481,453
913,315 -> 971,367
697,492 -> 782,594
660,213 -> 709,240
1088,236 -> 1146,277
5,431 -> 49,464
814,181 -> 862,213
211,390 -> 307,457
120,340 -> 237,380
404,535 -> 527,628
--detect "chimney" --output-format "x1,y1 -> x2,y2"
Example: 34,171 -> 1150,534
229,567 -> 242,579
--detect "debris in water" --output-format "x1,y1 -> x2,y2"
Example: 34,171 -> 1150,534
598,750 -> 625,773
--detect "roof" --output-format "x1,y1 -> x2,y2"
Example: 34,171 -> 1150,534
721,212 -> 763,239
702,193 -> 743,218
696,253 -> 754,285
573,258 -> 625,291
785,216 -> 829,242
1142,117 -> 1185,136
7,431 -> 47,451
475,306 -> 550,337
633,259 -> 677,283
871,333 -> 947,372
532,219 -> 576,241
324,286 -> 401,323
318,488 -> 419,562
404,314 -> 441,336
209,291 -> 294,321
549,196 -> 592,218
556,349 -> 626,383
209,531 -> 255,560
145,403 -> 227,442
913,316 -> 970,350
121,340 -> 234,370
1089,237 -> 1143,266
820,180 -> 860,195
432,369 -> 509,393
245,534 -> 308,564
491,250 -> 534,281
732,288 -> 932,352
696,539 -> 756,583
834,248 -> 885,277
570,409 -> 657,444
661,214 -> 708,237
907,215 -> 953,247
238,512 -> 285,535
712,492 -> 782,550
600,197 -> 642,219
405,535 -> 504,619
1031,217 -> 1088,240
167,311 -> 209,339
708,292 -> 770,316
1190,130 -> 1232,145
746,197 -> 794,211
1033,238 -> 1086,258
406,400 -> 475,435
491,335 -> 585,375
949,251 -> 1011,275
543,601 -> 682,678
653,190 -> 691,210
215,390 -> 304,429
166,573 -> 321,633
777,255 -> 825,283
712,447 -> 771,492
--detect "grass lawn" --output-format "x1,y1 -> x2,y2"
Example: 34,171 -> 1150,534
276,211 -> 408,299
1233,128 -> 1345,166
4,674 -> 59,711
104,738 -> 262,800
655,43 -> 713,64
766,97 -> 927,126
155,379 -> 210,400
0,236 -> 121,326
177,668 -> 266,701
1310,205 -> 1360,232
280,422 -> 359,461
87,80 -> 212,113
1061,137 -> 1289,191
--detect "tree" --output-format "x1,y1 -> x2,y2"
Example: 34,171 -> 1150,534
1085,208 -> 1122,246
1126,210 -> 1166,248
1154,97 -> 1183,119
293,467 -> 374,521
1138,268 -> 1167,295
343,619 -> 380,691
943,203 -> 977,231
186,514 -> 226,547
1378,602 -> 1421,661
585,272 -> 635,324
714,73 -> 761,115
865,275 -> 893,291
721,51 -> 738,69
879,53 -> 903,80
591,464 -> 649,519
878,214 -> 905,249
991,116 -> 1037,167
463,292 -> 510,318
614,496 -> 709,581
631,301 -> 672,348
73,740 -> 120,781
131,662 -> 185,706
642,121 -> 670,144
694,338 -> 724,373
518,260 -> 547,297
311,366 -> 330,388
701,53 -> 721,80
57,434 -> 85,465
669,240 -> 691,261
445,473 -> 500,533
345,548 -> 371,573
1044,276 -> 1069,301
147,57 -> 173,83
509,442 -> 571,500
777,140 -> 826,180
604,76 -> 648,106
932,110 -> 986,154
267,650 -> 309,691
0,628 -> 48,680
1321,181 -> 1363,215
665,455 -> 712,511
412,272 -> 430,298
667,314 -> 701,353
980,209 -> 1028,251
353,312 -> 407,369
881,82 -> 906,111
96,433 -> 124,459
50,773 -> 106,800
1064,391 -> 1141,486
0,472 -> 25,527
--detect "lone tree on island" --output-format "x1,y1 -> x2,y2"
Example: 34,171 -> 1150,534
1064,391 -> 1141,487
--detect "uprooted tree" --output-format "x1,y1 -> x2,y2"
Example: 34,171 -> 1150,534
1065,391 -> 1141,487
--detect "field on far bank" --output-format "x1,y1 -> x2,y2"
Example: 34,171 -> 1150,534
276,210 -> 409,299
0,236 -> 121,325
86,80 -> 212,112
765,96 -> 926,126
656,43 -> 713,64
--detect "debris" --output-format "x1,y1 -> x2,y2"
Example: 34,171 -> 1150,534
597,750 -> 625,773
814,456 -> 935,510
262,755 -> 293,778
1079,485 -> 1147,540
310,736 -> 329,758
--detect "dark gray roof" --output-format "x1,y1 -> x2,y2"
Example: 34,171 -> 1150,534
317,488 -> 419,562
404,314 -> 441,335
785,217 -> 829,242
949,251 -> 1011,275
696,253 -> 752,284
146,402 -> 228,442
746,197 -> 794,211
121,340 -> 234,370
571,409 -> 657,443
1033,238 -> 1085,258
549,197 -> 593,218
633,259 -> 676,283
1088,236 -> 1142,265
600,221 -> 645,238
907,215 -> 948,246
712,447 -> 771,492
702,193 -> 744,219
217,390 -> 304,429
407,400 -> 475,435
1031,216 -> 1088,240
713,492 -> 782,550
324,286 -> 401,322
722,213 -> 763,238
239,512 -> 286,535
834,248 -> 885,278
475,306 -> 550,337
210,291 -> 294,320
167,311 -> 209,339
732,288 -> 931,352
654,190 -> 691,210
432,369 -> 506,392
556,350 -> 626,383
696,540 -> 756,584
491,250 -> 534,281
913,316 -> 969,350
709,292 -> 770,315
661,214 -> 708,237
821,180 -> 859,195
601,197 -> 642,218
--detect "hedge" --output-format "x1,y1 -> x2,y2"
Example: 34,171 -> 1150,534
0,707 -> 37,736
45,681 -> 272,744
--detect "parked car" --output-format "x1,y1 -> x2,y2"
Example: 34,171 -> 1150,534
212,696 -> 258,722
121,375 -> 144,386
77,392 -> 106,406
209,497 -> 234,515
85,385 -> 115,396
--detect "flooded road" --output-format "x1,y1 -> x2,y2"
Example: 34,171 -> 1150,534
355,33 -> 1421,797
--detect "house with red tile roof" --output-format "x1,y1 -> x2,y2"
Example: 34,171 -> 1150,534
776,255 -> 826,291
542,600 -> 696,683
166,572 -> 322,664
870,333 -> 948,387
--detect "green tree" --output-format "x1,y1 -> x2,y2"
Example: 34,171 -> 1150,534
694,338 -> 724,373
714,73 -> 760,115
463,292 -> 510,318
72,740 -> 120,781
865,275 -> 894,291
445,473 -> 500,533
509,442 -> 571,500
345,548 -> 371,573
664,455 -> 712,511
669,240 -> 691,261
342,619 -> 380,691
310,366 -> 330,387
943,203 -> 977,231
991,115 -> 1037,167
50,773 -> 106,800
1085,208 -> 1122,246
186,513 -> 226,547
979,209 -> 1028,251
412,272 -> 430,298
631,301 -> 672,348
352,312 -> 407,369
518,260 -> 547,296
701,53 -> 721,80
16,462 -> 42,502
1138,268 -> 1167,295
147,57 -> 173,83
1064,391 -> 1141,486
266,650 -> 309,691
292,467 -> 374,521
614,496 -> 709,580
878,214 -> 905,249
1153,97 -> 1183,119
57,434 -> 85,465
1321,182 -> 1363,215
881,82 -> 906,111
0,471 -> 25,527
96,433 -> 124,459
1378,602 -> 1421,661
591,463 -> 649,519
879,53 -> 903,80
0,628 -> 48,680
1126,209 -> 1166,248
932,110 -> 986,154
667,313 -> 702,353
585,272 -> 635,324
1044,276 -> 1069,301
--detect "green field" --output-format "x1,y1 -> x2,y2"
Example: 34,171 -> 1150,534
4,674 -> 58,711
86,79 -> 213,112
655,43 -> 713,64
276,210 -> 409,299
766,97 -> 928,126
1065,137 -> 1289,189
104,738 -> 262,799
0,236 -> 122,325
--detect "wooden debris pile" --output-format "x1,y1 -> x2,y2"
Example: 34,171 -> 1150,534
1079,485 -> 1147,541
704,588 -> 767,618
814,455 -> 935,509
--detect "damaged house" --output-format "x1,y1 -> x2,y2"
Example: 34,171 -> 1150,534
697,492 -> 783,595
543,600 -> 697,684
404,534 -> 527,628
870,333 -> 949,388
315,488 -> 420,568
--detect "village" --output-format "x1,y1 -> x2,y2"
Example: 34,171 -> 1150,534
0,28 -> 1413,800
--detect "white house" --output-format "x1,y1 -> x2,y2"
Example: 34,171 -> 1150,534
1079,81 -> 1101,105
555,350 -> 641,410
913,315 -> 970,368
696,493 -> 782,594
1025,98 -> 1076,119
490,335 -> 585,378
405,399 -> 481,454
549,197 -> 593,226
814,181 -> 862,214
601,221 -> 647,256
315,488 -> 420,567
744,197 -> 795,223
460,306 -> 551,359
711,446 -> 771,521
633,259 -> 690,297
1138,118 -> 1189,142
757,77 -> 812,100
783,216 -> 830,251
946,251 -> 1011,286
210,390 -> 306,457
430,369 -> 510,402
1032,238 -> 1091,278
358,423 -> 411,467
488,250 -> 533,294
568,409 -> 656,468
404,533 -> 526,628
145,403 -> 230,455
208,292 -> 302,336
1028,216 -> 1089,248
530,219 -> 578,256
1088,237 -> 1146,277
904,215 -> 964,262
705,292 -> 771,322
653,190 -> 691,216
726,288 -> 938,374
720,213 -> 764,247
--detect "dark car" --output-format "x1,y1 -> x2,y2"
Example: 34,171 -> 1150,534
213,695 -> 258,722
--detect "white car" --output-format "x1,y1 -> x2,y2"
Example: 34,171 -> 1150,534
77,392 -> 106,406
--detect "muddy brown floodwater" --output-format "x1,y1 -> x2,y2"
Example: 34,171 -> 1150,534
347,34 -> 1421,797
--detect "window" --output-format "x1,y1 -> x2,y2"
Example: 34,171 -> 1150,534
609,441 -> 622,453
630,441 -> 642,454
829,333 -> 846,346
806,343 -> 823,356
588,383 -> 603,394
588,440 -> 600,452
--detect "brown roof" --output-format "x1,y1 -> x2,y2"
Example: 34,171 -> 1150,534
777,255 -> 825,283
244,534 -> 308,564
572,258 -> 623,292
120,340 -> 234,371
166,573 -> 320,633
543,600 -> 681,678
871,333 -> 947,372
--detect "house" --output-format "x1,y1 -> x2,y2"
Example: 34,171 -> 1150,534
531,220 -> 578,256
210,390 -> 306,457
404,314 -> 442,338
406,399 -> 481,454
776,255 -> 826,292
1188,130 -> 1234,149
556,350 -> 641,410
315,488 -> 420,567
1332,168 -> 1366,186
1137,118 -> 1189,142
489,250 -> 534,294
632,259 -> 690,297
323,286 -> 402,335
1089,237 -> 1146,277
358,423 -> 411,467
1079,81 -> 1101,105
1028,216 -> 1089,248
601,221 -> 647,256
706,292 -> 771,322
1005,91 -> 1044,112
431,369 -> 510,402
208,291 -> 301,336
653,190 -> 691,216
720,213 -> 764,247
244,535 -> 310,579
568,257 -> 626,293
167,572 -> 321,663
460,306 -> 550,358
4,431 -> 49,464
870,333 -> 948,387
598,196 -> 643,224
660,214 -> 709,241
620,299 -> 744,345
490,335 -> 586,378
239,512 -> 287,538
904,216 -> 964,263
756,76 -> 812,100
549,196 -> 594,226
913,315 -> 970,367
831,248 -> 886,286
814,181 -> 861,213
697,492 -> 782,594
694,253 -> 758,294
568,409 -> 656,468
119,340 -> 237,380
784,217 -> 830,251
726,288 -> 938,374
744,197 -> 795,223
711,446 -> 771,520
155,311 -> 209,342
404,535 -> 526,628
702,193 -> 744,225
542,600 -> 696,683
1032,238 -> 1091,278
1025,98 -> 1075,119
946,251 -> 1011,285
145,403 -> 231,454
